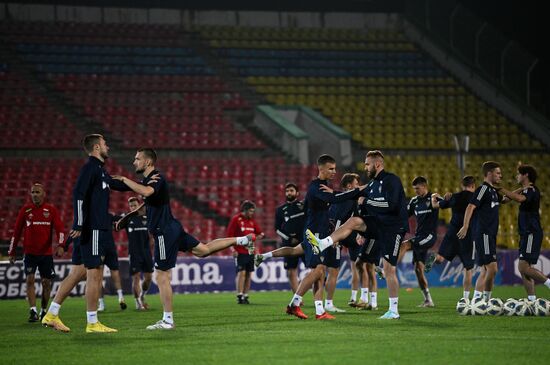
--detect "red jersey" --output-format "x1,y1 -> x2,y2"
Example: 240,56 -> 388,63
9,202 -> 65,256
226,213 -> 263,254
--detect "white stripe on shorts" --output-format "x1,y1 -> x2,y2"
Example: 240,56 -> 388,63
366,239 -> 375,254
93,229 -> 98,256
483,234 -> 489,255
419,234 -> 433,246
392,234 -> 401,257
159,235 -> 166,260
527,234 -> 533,253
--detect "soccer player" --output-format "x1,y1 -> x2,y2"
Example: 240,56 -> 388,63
498,165 -> 550,300
285,154 -> 363,320
118,197 -> 153,310
354,231 -> 380,310
255,157 -> 363,319
8,183 -> 65,322
307,150 -> 409,319
458,161 -> 503,302
398,176 -> 438,307
69,134 -> 131,333
427,176 -> 485,300
227,200 -> 265,304
325,173 -> 362,313
111,148 -> 256,330
273,183 -> 306,293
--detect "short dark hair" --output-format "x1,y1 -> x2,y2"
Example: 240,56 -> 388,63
366,150 -> 384,160
461,175 -> 475,187
317,154 -> 336,166
482,161 -> 500,176
341,173 -> 360,188
138,148 -> 157,164
83,134 -> 103,153
518,164 -> 537,184
240,200 -> 256,212
412,176 -> 428,186
285,183 -> 298,191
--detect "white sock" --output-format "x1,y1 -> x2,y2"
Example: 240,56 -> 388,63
98,298 -> 105,306
528,295 -> 536,302
360,288 -> 369,302
163,312 -> 174,324
370,292 -> 378,308
463,291 -> 470,300
289,294 -> 302,307
473,290 -> 483,299
236,236 -> 249,246
422,288 -> 432,302
48,302 -> 61,316
325,299 -> 333,308
315,300 -> 325,315
86,311 -> 98,324
263,252 -> 273,260
319,236 -> 333,251
135,298 -> 142,308
30,306 -> 37,313
544,279 -> 550,288
389,297 -> 399,314
350,290 -> 358,301
117,289 -> 124,301
483,291 -> 492,301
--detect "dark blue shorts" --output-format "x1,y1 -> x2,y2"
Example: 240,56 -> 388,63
438,225 -> 475,270
23,254 -> 55,279
322,245 -> 341,269
301,230 -> 322,268
103,238 -> 119,271
410,233 -> 437,263
380,230 -> 405,266
235,253 -> 254,273
80,229 -> 113,269
154,220 -> 200,271
473,232 -> 497,266
282,243 -> 305,270
357,236 -> 381,264
519,231 -> 543,265
130,254 -> 154,275
71,237 -> 82,265
340,234 -> 361,262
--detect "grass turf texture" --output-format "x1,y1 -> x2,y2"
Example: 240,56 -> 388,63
3,286 -> 549,365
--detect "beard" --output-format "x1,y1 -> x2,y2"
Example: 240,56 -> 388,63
286,195 -> 296,202
135,166 -> 145,174
367,169 -> 376,180
100,150 -> 109,160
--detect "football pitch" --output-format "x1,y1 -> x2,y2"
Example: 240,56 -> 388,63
3,286 -> 549,365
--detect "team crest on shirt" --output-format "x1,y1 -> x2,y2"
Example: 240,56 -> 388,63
43,209 -> 50,218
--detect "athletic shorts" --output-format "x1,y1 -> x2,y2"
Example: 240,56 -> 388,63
321,245 -> 341,269
410,233 -> 437,263
519,231 -> 543,265
438,225 -> 475,270
80,229 -> 112,269
282,243 -> 305,270
473,232 -> 497,266
23,254 -> 55,279
103,238 -> 119,271
301,231 -> 323,269
357,236 -> 381,264
340,234 -> 361,262
154,220 -> 200,271
129,253 -> 154,275
357,215 -> 402,266
235,253 -> 254,273
72,237 -> 82,265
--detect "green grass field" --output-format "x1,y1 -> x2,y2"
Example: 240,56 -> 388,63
3,286 -> 549,365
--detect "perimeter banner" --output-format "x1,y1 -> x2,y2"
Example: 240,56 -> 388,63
1,251 -> 549,299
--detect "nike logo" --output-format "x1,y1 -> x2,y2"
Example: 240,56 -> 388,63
491,202 -> 499,208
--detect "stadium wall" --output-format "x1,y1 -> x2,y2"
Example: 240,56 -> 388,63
2,251 -> 550,299
0,3 -> 400,29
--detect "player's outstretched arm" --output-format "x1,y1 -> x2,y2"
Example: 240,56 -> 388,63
111,175 -> 155,197
499,187 -> 527,203
115,203 -> 145,231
